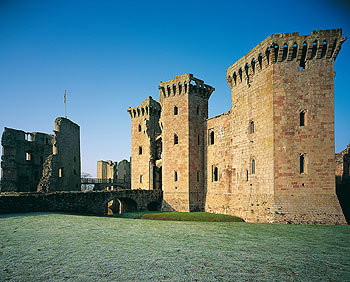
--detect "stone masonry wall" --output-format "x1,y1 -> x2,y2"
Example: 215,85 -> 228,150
1,128 -> 53,192
38,117 -> 81,192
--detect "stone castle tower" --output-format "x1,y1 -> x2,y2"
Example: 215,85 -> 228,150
128,29 -> 347,224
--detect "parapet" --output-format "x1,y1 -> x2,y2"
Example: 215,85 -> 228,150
158,73 -> 215,101
226,29 -> 347,88
127,96 -> 161,119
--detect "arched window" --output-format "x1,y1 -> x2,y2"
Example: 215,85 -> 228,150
251,159 -> 255,174
249,121 -> 254,134
173,84 -> 176,95
184,81 -> 187,93
174,171 -> 178,182
292,43 -> 298,60
138,124 -> 142,132
178,82 -> 182,94
300,154 -> 305,174
139,146 -> 143,155
265,47 -> 271,64
210,131 -> 214,145
174,134 -> 178,145
174,105 -> 178,115
300,110 -> 306,126
238,68 -> 243,82
282,43 -> 288,61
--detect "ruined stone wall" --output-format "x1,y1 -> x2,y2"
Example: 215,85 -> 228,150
335,145 -> 350,186
0,190 -> 162,215
38,118 -> 81,192
97,160 -> 118,180
117,159 -> 131,187
1,128 -> 53,192
128,97 -> 161,190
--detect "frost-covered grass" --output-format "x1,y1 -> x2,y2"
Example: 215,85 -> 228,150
141,211 -> 244,222
1,213 -> 350,281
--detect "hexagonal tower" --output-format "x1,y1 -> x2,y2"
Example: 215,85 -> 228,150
158,74 -> 214,211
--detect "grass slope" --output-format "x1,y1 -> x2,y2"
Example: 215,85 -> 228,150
141,211 -> 244,222
1,213 -> 350,281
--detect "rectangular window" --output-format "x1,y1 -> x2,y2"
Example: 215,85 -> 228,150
300,154 -> 305,174
197,171 -> 200,182
140,175 -> 143,183
25,152 -> 31,161
249,121 -> 254,134
59,168 -> 63,178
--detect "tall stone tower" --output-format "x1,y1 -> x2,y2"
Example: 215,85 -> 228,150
224,29 -> 346,223
128,97 -> 161,190
158,74 -> 214,211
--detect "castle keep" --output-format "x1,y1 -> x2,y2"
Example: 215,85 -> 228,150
128,29 -> 347,224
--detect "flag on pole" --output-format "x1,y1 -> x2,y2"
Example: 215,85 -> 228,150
64,90 -> 67,118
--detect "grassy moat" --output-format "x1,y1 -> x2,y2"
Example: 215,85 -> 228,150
1,213 -> 349,281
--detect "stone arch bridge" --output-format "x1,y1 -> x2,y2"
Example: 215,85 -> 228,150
0,189 -> 162,216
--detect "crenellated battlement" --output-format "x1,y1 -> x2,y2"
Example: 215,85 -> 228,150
158,73 -> 215,101
127,96 -> 161,119
226,29 -> 347,88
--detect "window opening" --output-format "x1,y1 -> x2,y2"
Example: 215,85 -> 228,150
174,171 -> 178,182
197,171 -> 200,182
25,152 -> 31,161
140,174 -> 143,183
174,105 -> 178,115
59,168 -> 63,178
300,154 -> 305,174
197,135 -> 200,145
213,167 -> 218,182
249,121 -> 254,134
196,106 -> 199,115
251,159 -> 255,174
210,131 -> 214,145
139,146 -> 143,155
300,110 -> 306,126
300,42 -> 307,69
174,134 -> 178,145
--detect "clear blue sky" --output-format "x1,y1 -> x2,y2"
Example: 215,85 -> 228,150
0,0 -> 349,177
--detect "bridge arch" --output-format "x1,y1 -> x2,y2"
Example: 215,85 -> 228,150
104,196 -> 138,215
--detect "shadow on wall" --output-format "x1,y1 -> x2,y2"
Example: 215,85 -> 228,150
160,200 -> 176,212
337,183 -> 350,224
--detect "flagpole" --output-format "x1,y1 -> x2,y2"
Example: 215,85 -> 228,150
64,90 -> 67,118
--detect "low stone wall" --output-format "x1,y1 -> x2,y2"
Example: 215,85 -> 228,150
0,190 -> 163,215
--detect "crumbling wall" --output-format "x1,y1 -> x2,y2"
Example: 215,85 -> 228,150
37,117 -> 81,192
1,128 -> 53,192
117,159 -> 131,188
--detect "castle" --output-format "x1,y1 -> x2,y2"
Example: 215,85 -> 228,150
128,29 -> 347,224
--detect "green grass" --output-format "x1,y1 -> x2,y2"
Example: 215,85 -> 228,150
141,211 -> 244,222
1,213 -> 350,281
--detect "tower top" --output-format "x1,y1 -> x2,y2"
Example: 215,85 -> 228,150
158,73 -> 215,102
127,96 -> 161,119
226,28 -> 347,88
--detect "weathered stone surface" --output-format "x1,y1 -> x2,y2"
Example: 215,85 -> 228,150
1,128 -> 53,192
37,117 -> 81,192
1,117 -> 81,193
